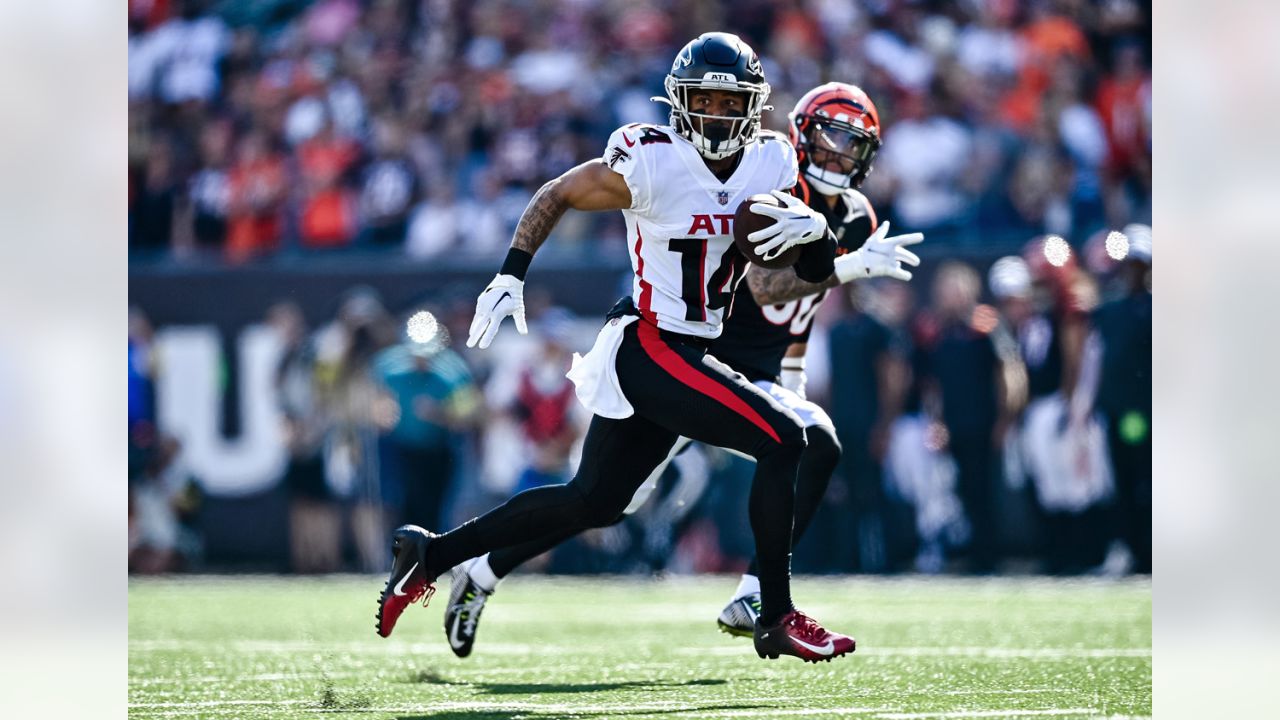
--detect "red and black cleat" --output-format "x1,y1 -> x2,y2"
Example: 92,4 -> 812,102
753,609 -> 856,663
375,525 -> 438,638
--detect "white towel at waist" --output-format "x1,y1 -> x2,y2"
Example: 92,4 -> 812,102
566,314 -> 638,419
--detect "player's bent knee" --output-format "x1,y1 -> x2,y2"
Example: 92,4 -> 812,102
777,421 -> 808,452
806,424 -> 842,465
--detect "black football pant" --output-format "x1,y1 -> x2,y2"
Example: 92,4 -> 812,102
423,319 -> 807,624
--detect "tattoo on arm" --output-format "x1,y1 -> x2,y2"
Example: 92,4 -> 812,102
747,266 -> 839,305
511,180 -> 570,255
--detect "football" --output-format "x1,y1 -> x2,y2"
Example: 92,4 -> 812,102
733,193 -> 802,269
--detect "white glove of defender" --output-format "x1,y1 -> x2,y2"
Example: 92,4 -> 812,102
834,220 -> 923,283
749,189 -> 830,261
779,358 -> 807,400
466,274 -> 527,349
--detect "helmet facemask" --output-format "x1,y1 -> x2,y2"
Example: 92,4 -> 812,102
660,75 -> 771,160
795,116 -> 880,195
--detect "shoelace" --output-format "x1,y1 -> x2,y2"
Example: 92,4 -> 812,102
787,612 -> 827,643
402,581 -> 435,608
448,588 -> 488,635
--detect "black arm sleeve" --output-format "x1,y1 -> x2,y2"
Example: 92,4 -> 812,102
792,228 -> 837,283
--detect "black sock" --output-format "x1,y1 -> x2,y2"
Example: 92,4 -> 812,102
423,518 -> 483,580
758,574 -> 794,627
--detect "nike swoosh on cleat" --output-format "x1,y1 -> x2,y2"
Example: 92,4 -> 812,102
392,562 -> 419,597
792,636 -> 835,656
448,613 -> 466,649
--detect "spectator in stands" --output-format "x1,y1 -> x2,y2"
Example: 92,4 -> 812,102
825,281 -> 914,572
297,116 -> 361,249
128,306 -> 159,479
1012,237 -> 1114,573
1095,39 -> 1152,222
876,89 -> 974,233
267,301 -> 337,574
225,130 -> 288,262
129,436 -> 203,574
130,137 -> 178,253
915,261 -> 1025,572
486,308 -> 586,493
1092,224 -> 1152,573
184,120 -> 234,252
373,310 -> 482,533
314,287 -> 398,571
405,182 -> 462,260
359,118 -> 419,246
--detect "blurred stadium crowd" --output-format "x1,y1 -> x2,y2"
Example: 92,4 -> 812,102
128,0 -> 1150,262
128,0 -> 1151,576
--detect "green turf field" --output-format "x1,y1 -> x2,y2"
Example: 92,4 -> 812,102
128,575 -> 1150,719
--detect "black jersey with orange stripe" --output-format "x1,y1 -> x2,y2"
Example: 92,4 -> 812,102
709,177 -> 878,383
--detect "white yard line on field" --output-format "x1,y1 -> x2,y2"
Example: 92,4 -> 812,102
131,639 -> 1152,659
871,647 -> 1152,658
880,707 -> 1141,712
126,698 -> 1150,719
128,700 -> 310,708
671,645 -> 1151,659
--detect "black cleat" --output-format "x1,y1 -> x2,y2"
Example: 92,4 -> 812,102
375,525 -> 437,638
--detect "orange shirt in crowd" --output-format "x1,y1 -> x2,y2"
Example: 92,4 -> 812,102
225,155 -> 287,262
298,136 -> 360,247
1095,74 -> 1151,175
1000,15 -> 1091,130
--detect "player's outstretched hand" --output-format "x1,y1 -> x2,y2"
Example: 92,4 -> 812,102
833,220 -> 923,283
467,274 -> 527,349
748,189 -> 830,261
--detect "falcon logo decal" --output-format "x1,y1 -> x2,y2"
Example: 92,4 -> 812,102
608,146 -> 632,168
674,45 -> 693,71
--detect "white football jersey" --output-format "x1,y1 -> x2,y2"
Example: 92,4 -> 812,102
601,123 -> 798,338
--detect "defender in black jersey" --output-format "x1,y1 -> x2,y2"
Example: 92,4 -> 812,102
440,83 -> 924,657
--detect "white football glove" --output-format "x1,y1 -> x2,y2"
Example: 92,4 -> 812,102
833,220 -> 923,283
748,189 -> 830,261
779,357 -> 807,399
466,274 -> 527,349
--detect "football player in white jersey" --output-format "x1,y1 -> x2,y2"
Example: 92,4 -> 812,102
440,84 -> 923,655
375,32 -> 860,663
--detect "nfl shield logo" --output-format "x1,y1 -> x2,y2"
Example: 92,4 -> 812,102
716,191 -> 729,206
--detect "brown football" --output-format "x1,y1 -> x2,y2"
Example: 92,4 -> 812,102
733,193 -> 802,269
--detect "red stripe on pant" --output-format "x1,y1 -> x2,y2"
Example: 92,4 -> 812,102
635,320 -> 781,443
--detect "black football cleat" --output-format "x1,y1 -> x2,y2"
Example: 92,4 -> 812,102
443,562 -> 493,658
753,609 -> 856,663
716,593 -> 762,638
376,525 -> 437,638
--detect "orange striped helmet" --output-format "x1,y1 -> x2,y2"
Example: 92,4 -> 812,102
788,83 -> 881,195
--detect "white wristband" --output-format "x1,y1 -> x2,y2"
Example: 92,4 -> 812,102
781,357 -> 806,371
833,249 -> 869,284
